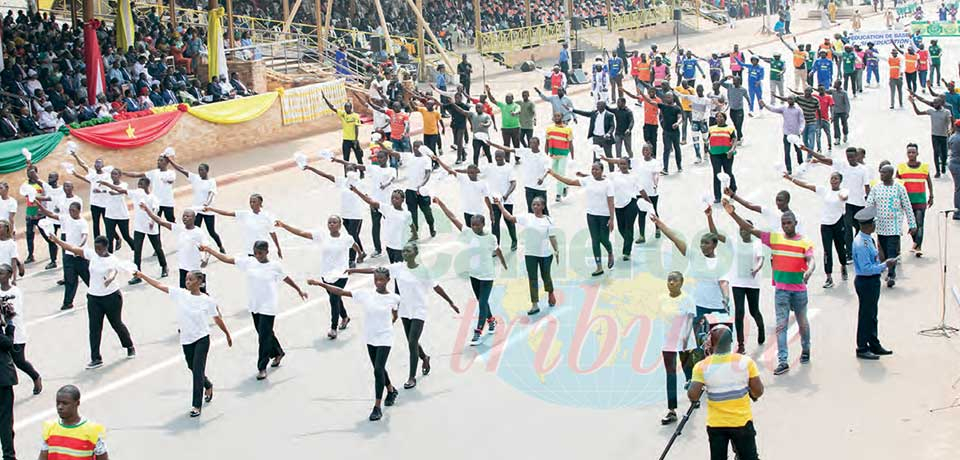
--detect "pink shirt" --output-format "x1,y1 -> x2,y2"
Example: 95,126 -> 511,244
652,64 -> 669,85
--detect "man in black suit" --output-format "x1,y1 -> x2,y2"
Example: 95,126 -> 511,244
572,100 -> 616,169
0,290 -> 18,460
229,71 -> 253,97
206,76 -> 224,102
17,106 -> 42,137
0,109 -> 18,141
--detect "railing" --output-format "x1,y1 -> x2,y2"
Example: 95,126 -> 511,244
609,6 -> 672,32
478,20 -> 569,55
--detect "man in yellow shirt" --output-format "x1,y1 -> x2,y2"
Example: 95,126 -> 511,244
688,325 -> 764,460
323,93 -> 364,174
409,96 -> 445,159
675,82 -> 695,145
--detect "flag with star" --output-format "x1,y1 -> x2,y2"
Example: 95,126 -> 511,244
69,110 -> 185,148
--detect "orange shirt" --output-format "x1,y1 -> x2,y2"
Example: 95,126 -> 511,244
819,44 -> 833,60
889,56 -> 901,79
904,53 -> 918,73
417,107 -> 441,135
633,58 -> 651,81
643,96 -> 661,125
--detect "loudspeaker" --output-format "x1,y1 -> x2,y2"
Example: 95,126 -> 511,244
570,68 -> 588,84
673,8 -> 681,21
370,36 -> 383,53
571,16 -> 582,31
520,60 -> 536,72
571,49 -> 585,67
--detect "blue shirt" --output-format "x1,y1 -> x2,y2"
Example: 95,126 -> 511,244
560,48 -> 570,63
813,58 -> 833,81
736,58 -> 764,86
852,232 -> 887,276
436,73 -> 447,90
681,58 -> 701,79
608,57 -> 623,78
944,92 -> 960,119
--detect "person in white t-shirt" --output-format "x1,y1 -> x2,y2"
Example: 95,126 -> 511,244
79,168 -> 134,253
724,187 -> 806,236
168,159 -> 226,253
433,156 -> 493,225
35,201 -> 88,310
434,197 -> 505,346
708,206 -> 765,353
142,207 -> 210,289
0,221 -> 23,284
496,196 -> 559,315
38,171 -> 64,269
301,163 -> 368,267
489,137 -> 552,215
275,217 -> 362,340
656,271 -> 696,425
309,267 -> 400,422
122,155 -> 177,223
784,171 -> 849,288
134,269 -> 232,417
0,264 -> 42,394
0,183 -> 17,236
605,159 -> 641,260
389,142 -> 436,240
805,146 -> 871,263
478,149 -> 519,250
348,242 -> 458,389
351,187 -> 414,263
69,152 -> 114,240
333,149 -> 397,259
206,194 -> 282,257
201,241 -> 308,380
49,234 -> 137,369
549,162 -> 616,276
99,177 -> 169,283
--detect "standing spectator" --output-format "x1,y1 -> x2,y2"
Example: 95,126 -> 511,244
865,164 -> 917,288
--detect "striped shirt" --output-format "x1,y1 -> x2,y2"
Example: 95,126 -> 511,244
708,124 -> 736,155
692,353 -> 759,427
545,124 -> 573,157
896,162 -> 929,208
794,95 -> 820,124
41,419 -> 107,459
760,231 -> 813,292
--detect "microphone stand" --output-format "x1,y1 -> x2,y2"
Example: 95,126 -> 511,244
919,209 -> 959,337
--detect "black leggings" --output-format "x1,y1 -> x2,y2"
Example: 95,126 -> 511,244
158,206 -> 175,224
401,317 -> 427,381
732,286 -> 763,346
820,219 -> 846,274
133,231 -> 167,271
404,189 -> 435,234
520,128 -> 533,147
615,200 -> 637,256
366,344 -> 392,400
911,208 -> 926,249
586,214 -> 613,264
182,335 -> 213,409
471,277 -> 493,332
843,203 -> 864,260
104,218 -> 135,253
710,154 -> 737,202
637,195 -> 660,238
25,216 -> 53,260
525,255 -> 554,304
662,350 -> 694,410
343,218 -> 364,263
194,214 -> 225,251
370,208 -> 383,254
87,291 -> 133,362
782,135 -> 804,174
62,254 -> 90,308
342,139 -> 364,166
252,313 -> 283,371
491,203 -> 518,246
90,205 -> 106,238
501,127 -> 521,152
472,138 -> 492,165
932,134 -> 948,174
11,343 -> 40,381
325,278 -> 349,330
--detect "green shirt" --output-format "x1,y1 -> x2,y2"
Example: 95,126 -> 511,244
841,51 -> 856,74
930,44 -> 942,65
769,59 -> 785,81
805,51 -> 815,70
518,100 -> 536,130
495,101 -> 520,129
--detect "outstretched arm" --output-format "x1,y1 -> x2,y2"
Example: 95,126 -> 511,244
493,198 -> 516,223
547,169 -> 581,187
203,206 -> 236,217
303,165 -> 336,182
47,234 -> 85,257
133,271 -> 169,294
307,278 -> 353,297
432,197 -> 464,231
722,200 -> 763,238
723,188 -> 762,213
648,214 -> 687,256
783,173 -> 817,193
199,245 -> 236,264
166,156 -> 190,178
141,203 -> 174,230
274,219 -> 314,240
349,185 -> 381,209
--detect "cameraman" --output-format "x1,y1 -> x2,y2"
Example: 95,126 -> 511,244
688,325 -> 764,460
0,269 -> 17,460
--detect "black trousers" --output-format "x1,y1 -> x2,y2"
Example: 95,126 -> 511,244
0,386 -> 13,460
592,137 -> 613,170
325,278 -> 348,330
104,217 -> 135,253
386,247 -> 403,263
732,286 -> 763,346
182,335 -> 213,409
370,208 -> 383,253
855,275 -> 882,352
729,108 -> 745,139
90,205 -> 106,238
662,350 -> 694,410
491,203 -> 517,246
404,189 -> 435,234
525,255 -> 554,304
520,128 -> 533,147
133,231 -> 167,271
12,343 -> 39,381
472,138 -> 492,165
911,208 -> 926,249
453,128 -> 468,162
367,344 -> 392,400
615,200 -> 637,256
843,203 -> 864,260
62,253 -> 90,308
707,421 -> 759,460
637,195 -> 660,238
252,313 -> 283,371
782,135 -> 803,174
25,216 -> 51,259
906,71 -> 917,93
342,139 -> 364,166
932,134 -> 948,174
524,187 -> 548,215
401,317 -> 427,381
643,123 -> 659,157
877,234 -> 901,279
710,154 -> 737,202
661,129 -> 681,171
820,219 -> 847,274
194,214 -> 225,251
88,291 -> 133,361
343,218 -> 364,263
502,127 -> 521,152
586,214 -> 613,263
471,277 -> 494,331
832,112 -> 849,139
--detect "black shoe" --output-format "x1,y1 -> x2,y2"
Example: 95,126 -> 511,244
871,347 -> 893,356
128,276 -> 142,285
56,279 -> 65,286
655,229 -> 661,239
660,410 -> 678,425
886,278 -> 896,288
757,329 -> 765,345
384,389 -> 399,407
856,350 -> 880,360
369,406 -> 383,421
487,318 -> 497,333
800,351 -> 810,363
126,347 -> 137,359
60,304 -> 73,311
527,306 -> 541,316
429,228 -> 437,238
469,330 -> 482,346
85,360 -> 104,370
24,255 -> 35,264
773,362 -> 790,375
160,267 -> 169,278
45,261 -> 57,270
510,241 -> 518,252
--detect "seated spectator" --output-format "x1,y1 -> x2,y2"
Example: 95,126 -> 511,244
121,89 -> 140,112
207,75 -> 225,102
229,71 -> 254,97
0,107 -> 18,140
17,106 -> 42,136
138,87 -> 155,110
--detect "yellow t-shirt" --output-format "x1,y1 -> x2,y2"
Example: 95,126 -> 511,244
674,86 -> 694,111
692,353 -> 759,428
337,109 -> 361,141
418,107 -> 441,136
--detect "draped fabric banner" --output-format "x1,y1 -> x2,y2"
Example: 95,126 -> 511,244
0,131 -> 64,174
187,92 -> 278,124
70,109 -> 185,148
116,0 -> 135,52
279,80 -> 347,125
910,21 -> 960,36
84,19 -> 106,105
207,7 -> 228,82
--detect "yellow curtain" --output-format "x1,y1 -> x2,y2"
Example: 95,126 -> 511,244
115,0 -> 136,52
207,7 -> 228,82
188,92 -> 279,124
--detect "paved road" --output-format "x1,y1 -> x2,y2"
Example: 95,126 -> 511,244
7,8 -> 960,460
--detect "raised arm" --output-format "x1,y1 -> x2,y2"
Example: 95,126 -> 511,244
484,84 -> 497,104
783,173 -> 817,193
432,197 -> 464,231
704,207 -> 726,243
198,245 -> 236,264
133,270 -> 169,294
493,198 -> 516,223
648,214 -> 687,256
349,184 -> 381,209
203,206 -> 236,217
70,152 -> 90,172
48,233 -> 85,257
274,219 -> 314,240
321,92 -> 336,111
722,200 -> 763,238
303,164 -> 336,182
723,188 -> 762,213
165,156 -> 190,178
141,202 -> 174,230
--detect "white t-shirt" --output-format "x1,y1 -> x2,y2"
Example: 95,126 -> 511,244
83,248 -> 122,296
0,197 -> 16,222
657,292 -> 696,352
631,157 -> 660,197
457,175 -> 491,215
517,148 -> 551,191
235,209 -> 276,254
366,166 -> 394,204
610,171 -> 640,208
312,231 -> 354,281
188,173 -> 217,215
41,183 -> 64,212
61,216 -> 89,247
354,290 -> 400,346
380,202 -> 412,250
169,287 -> 219,345
484,163 -> 516,205
53,195 -> 82,221
458,228 -> 498,281
146,169 -> 177,207
0,240 -> 18,266
816,185 -> 848,225
103,181 -> 130,220
129,189 -> 160,235
85,166 -> 114,208
234,255 -> 286,315
516,213 -> 557,257
174,223 -> 208,271
578,175 -> 615,217
686,251 -> 728,311
336,176 -> 365,220
728,239 -> 763,289
0,285 -> 26,344
387,262 -> 440,320
832,156 -> 870,206
400,152 -> 432,192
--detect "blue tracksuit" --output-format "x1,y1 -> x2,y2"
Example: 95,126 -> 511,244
813,58 -> 834,87
736,58 -> 765,111
681,58 -> 702,81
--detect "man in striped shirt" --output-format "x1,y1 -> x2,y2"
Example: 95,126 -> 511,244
724,201 -> 815,376
896,144 -> 934,256
707,112 -> 738,202
544,112 -> 574,202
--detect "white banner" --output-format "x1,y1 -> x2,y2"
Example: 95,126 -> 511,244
280,80 -> 348,126
846,30 -> 912,47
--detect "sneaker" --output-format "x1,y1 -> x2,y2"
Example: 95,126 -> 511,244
369,406 -> 383,421
527,306 -> 541,316
555,194 -> 561,203
757,329 -> 765,345
487,318 -> 497,333
371,251 -> 383,259
85,360 -> 104,370
56,279 -> 65,286
126,347 -> 137,359
822,278 -> 834,289
660,410 -> 678,425
800,351 -> 810,363
128,276 -> 142,285
773,362 -> 790,375
24,255 -> 35,264
737,343 -> 746,354
635,236 -> 646,244
429,228 -> 437,238
510,241 -> 518,252
160,267 -> 169,278
384,389 -> 399,407
886,278 -> 896,288
45,261 -> 57,270
60,304 -> 73,311
660,169 -> 668,176
841,267 -> 849,280
935,172 -> 941,178
469,330 -> 482,346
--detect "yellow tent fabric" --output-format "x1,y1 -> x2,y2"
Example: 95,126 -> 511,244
207,7 -> 228,82
187,92 -> 279,124
115,0 -> 135,52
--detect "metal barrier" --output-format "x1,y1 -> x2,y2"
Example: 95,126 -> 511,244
478,21 -> 568,54
609,6 -> 672,32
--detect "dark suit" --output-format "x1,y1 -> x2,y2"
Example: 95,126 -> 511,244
18,116 -> 41,136
231,78 -> 252,96
0,323 -> 17,460
0,119 -> 17,140
206,82 -> 223,101
572,108 -> 616,164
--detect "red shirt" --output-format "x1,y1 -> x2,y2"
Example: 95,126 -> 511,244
813,94 -> 834,121
643,96 -> 662,125
386,109 -> 409,140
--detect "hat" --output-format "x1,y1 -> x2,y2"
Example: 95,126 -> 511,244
854,206 -> 877,223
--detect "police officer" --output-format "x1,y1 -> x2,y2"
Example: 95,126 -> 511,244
851,207 -> 898,360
